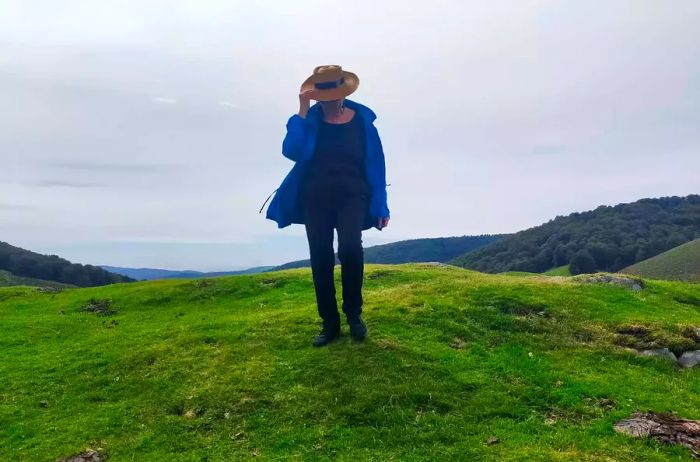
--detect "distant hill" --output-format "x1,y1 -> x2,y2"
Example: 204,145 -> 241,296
0,241 -> 134,287
450,195 -> 700,274
268,234 -> 507,271
0,269 -> 74,288
619,238 -> 700,282
101,265 -> 275,281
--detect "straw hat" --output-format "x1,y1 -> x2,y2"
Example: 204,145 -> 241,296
300,65 -> 359,101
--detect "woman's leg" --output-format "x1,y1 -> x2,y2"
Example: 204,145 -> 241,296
336,193 -> 368,323
302,193 -> 341,330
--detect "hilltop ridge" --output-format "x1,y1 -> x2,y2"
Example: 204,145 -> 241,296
2,264 -> 700,460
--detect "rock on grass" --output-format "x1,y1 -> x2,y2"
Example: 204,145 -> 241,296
614,412 -> 700,457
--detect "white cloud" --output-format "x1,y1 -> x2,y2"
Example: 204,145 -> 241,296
1,0 -> 699,270
151,97 -> 178,104
218,101 -> 239,109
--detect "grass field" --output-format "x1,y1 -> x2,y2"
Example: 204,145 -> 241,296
499,266 -> 571,277
544,265 -> 572,277
2,263 -> 700,460
621,238 -> 700,283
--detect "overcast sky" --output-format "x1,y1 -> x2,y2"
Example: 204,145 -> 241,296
1,1 -> 699,271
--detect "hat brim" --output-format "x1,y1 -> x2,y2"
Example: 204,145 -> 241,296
300,71 -> 359,101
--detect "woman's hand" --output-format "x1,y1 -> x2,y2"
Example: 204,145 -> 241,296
378,217 -> 390,230
299,88 -> 322,105
298,88 -> 321,118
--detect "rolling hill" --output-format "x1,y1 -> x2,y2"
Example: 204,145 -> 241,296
0,241 -> 134,287
269,234 -> 506,271
620,238 -> 700,283
2,264 -> 700,459
450,194 -> 700,274
100,266 -> 275,281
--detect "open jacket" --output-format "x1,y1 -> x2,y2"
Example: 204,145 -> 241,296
264,98 -> 390,231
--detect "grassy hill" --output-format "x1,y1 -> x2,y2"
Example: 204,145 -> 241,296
0,269 -> 74,288
545,265 -> 573,276
270,234 -> 506,270
2,264 -> 700,460
499,266 -> 573,278
620,238 -> 700,283
0,241 -> 134,287
100,265 -> 275,281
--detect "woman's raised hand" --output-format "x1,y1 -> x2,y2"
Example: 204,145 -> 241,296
298,88 -> 321,119
299,88 -> 321,105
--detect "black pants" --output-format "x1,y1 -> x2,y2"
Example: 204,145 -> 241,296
302,187 -> 367,328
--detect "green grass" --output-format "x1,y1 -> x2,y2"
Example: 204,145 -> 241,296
499,266 -> 571,277
497,270 -> 538,277
2,263 -> 700,460
0,269 -> 74,288
621,238 -> 700,283
544,265 -> 572,276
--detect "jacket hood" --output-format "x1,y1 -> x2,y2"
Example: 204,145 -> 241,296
309,98 -> 377,122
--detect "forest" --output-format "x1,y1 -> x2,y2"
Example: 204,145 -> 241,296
451,195 -> 700,274
0,242 -> 134,287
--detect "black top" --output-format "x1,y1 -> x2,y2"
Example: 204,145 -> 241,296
301,111 -> 371,201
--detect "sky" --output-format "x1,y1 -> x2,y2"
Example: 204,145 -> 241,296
1,1 -> 699,271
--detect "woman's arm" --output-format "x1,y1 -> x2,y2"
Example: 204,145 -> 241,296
281,114 -> 309,162
367,124 -> 391,227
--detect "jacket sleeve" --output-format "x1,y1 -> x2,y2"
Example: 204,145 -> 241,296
368,124 -> 391,219
281,114 -> 310,162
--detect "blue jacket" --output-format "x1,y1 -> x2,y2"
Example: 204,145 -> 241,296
264,98 -> 390,231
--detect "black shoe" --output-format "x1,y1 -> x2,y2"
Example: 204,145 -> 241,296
347,315 -> 368,341
312,323 -> 341,347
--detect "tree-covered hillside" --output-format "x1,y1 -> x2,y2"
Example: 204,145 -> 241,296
0,269 -> 74,288
0,241 -> 134,287
271,234 -> 506,270
450,195 -> 700,274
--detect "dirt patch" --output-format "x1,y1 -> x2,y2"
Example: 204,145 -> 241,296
36,287 -> 63,294
259,278 -> 282,288
614,324 -> 698,356
415,262 -> 459,269
57,448 -> 107,462
449,336 -> 467,349
614,411 -> 700,457
82,299 -> 115,316
367,270 -> 394,280
493,298 -> 549,318
616,325 -> 651,338
682,326 -> 700,343
574,327 -> 597,343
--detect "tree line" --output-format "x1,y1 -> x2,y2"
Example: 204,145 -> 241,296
0,241 -> 134,287
271,234 -> 506,270
450,195 -> 700,275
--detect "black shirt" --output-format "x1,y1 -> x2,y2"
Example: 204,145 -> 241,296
301,111 -> 371,201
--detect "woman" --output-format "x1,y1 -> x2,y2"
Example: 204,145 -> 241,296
263,65 -> 391,347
